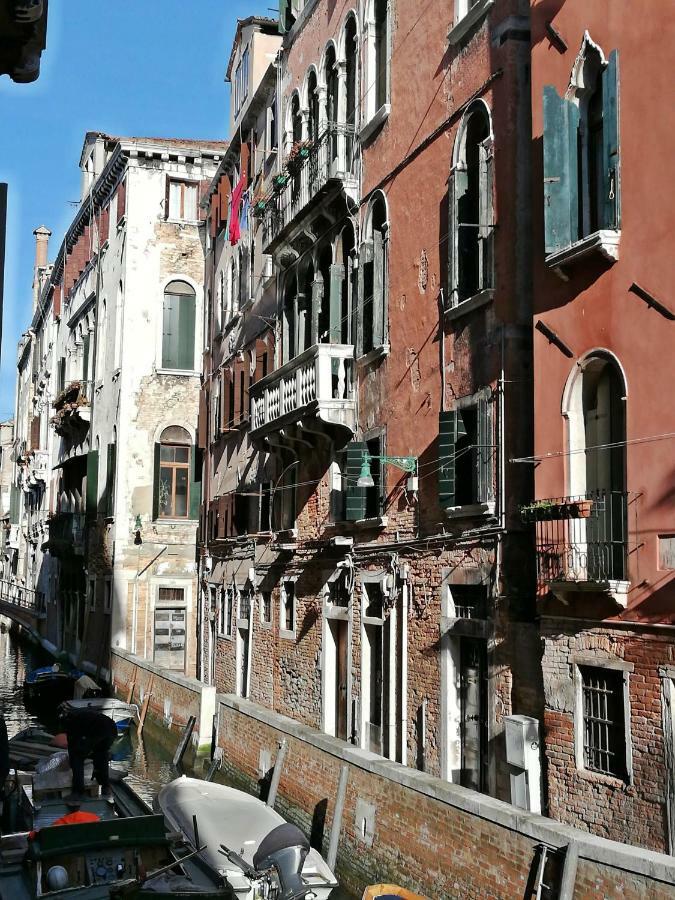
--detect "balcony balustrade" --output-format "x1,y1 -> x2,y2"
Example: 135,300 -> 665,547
522,490 -> 629,601
51,380 -> 93,436
250,342 -> 356,443
262,122 -> 358,253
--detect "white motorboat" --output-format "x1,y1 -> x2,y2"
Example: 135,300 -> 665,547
156,776 -> 339,899
60,697 -> 139,732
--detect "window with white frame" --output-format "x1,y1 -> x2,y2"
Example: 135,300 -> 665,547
167,180 -> 198,222
364,0 -> 390,124
449,102 -> 494,306
578,665 -> 629,780
280,580 -> 296,638
358,194 -> 388,356
260,590 -> 272,626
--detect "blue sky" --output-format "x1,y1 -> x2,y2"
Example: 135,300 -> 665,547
0,0 -> 265,420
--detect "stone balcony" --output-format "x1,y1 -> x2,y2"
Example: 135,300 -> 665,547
50,380 -> 92,437
249,343 -> 356,449
261,122 -> 358,256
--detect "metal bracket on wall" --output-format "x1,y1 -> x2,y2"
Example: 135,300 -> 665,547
629,282 -> 675,321
535,320 -> 574,358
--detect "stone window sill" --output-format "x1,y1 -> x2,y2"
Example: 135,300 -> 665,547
156,368 -> 199,377
359,104 -> 391,144
576,767 -> 630,789
445,288 -> 494,322
354,515 -> 388,530
444,501 -> 496,520
550,578 -> 630,607
447,0 -> 494,46
356,344 -> 389,367
546,229 -> 620,278
280,629 -> 296,641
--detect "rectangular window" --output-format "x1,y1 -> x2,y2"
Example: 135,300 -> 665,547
260,591 -> 272,625
168,180 -> 198,222
438,397 -> 493,509
266,100 -> 278,155
281,581 -> 295,637
162,290 -> 196,371
238,588 -> 252,620
103,580 -> 112,614
159,445 -> 190,518
580,666 -> 627,779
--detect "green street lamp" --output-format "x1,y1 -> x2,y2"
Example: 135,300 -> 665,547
357,453 -> 418,488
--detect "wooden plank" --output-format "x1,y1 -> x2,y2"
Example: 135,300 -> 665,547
327,764 -> 349,870
266,739 -> 288,809
137,692 -> 152,736
172,716 -> 196,768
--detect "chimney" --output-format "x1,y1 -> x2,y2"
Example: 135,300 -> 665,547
32,225 -> 51,311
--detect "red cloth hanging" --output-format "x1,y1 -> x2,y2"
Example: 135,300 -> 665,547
229,175 -> 246,246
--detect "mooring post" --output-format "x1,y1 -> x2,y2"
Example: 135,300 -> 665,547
266,739 -> 288,809
327,764 -> 349,871
137,692 -> 152,736
173,716 -> 197,767
205,754 -> 221,782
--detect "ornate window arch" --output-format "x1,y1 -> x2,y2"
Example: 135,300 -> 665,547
154,425 -> 194,520
358,191 -> 388,355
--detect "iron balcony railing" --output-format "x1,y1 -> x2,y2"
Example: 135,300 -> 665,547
522,490 -> 629,585
249,342 -> 356,438
0,578 -> 46,616
263,122 -> 357,250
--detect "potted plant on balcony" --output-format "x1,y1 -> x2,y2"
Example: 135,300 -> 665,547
272,172 -> 289,192
285,140 -> 312,176
521,497 -> 594,522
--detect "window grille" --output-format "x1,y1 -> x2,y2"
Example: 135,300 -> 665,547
580,666 -> 626,778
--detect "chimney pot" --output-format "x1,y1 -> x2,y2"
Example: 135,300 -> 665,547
33,225 -> 51,269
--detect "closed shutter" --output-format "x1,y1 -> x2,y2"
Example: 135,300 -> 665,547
177,293 -> 196,370
162,293 -> 179,369
278,0 -> 289,32
107,443 -> 116,517
233,360 -> 242,425
345,441 -> 367,521
479,137 -> 494,290
543,86 -> 579,254
86,450 -> 99,518
117,178 -> 126,223
10,485 -> 20,525
189,446 -> 201,520
198,388 -> 207,449
82,332 -> 90,383
222,368 -> 232,431
242,363 -> 250,423
372,231 -> 384,348
30,416 -> 41,451
438,410 -> 467,508
601,50 -> 620,229
152,443 -> 161,520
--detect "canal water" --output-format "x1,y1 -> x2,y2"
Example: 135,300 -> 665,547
0,627 -> 355,898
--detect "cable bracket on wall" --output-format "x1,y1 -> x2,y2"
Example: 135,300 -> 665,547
535,320 -> 574,358
628,282 -> 675,321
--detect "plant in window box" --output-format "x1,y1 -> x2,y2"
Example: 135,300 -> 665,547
251,198 -> 268,218
285,140 -> 312,175
521,497 -> 594,522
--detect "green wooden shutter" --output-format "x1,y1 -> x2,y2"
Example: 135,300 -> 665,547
601,50 -> 620,229
162,293 -> 178,368
372,231 -> 384,348
86,450 -> 99,518
345,441 -> 367,521
543,86 -> 579,254
177,294 -> 196,370
107,443 -> 116,517
82,333 -> 90,384
152,443 -> 161,520
278,0 -> 289,33
479,138 -> 494,290
438,411 -> 456,507
189,446 -> 201,520
9,484 -> 20,525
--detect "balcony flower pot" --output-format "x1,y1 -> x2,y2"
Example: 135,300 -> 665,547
521,498 -> 594,523
252,199 -> 267,218
272,174 -> 289,192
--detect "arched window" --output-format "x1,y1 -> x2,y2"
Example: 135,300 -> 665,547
359,194 -> 388,355
564,353 -> 627,581
283,274 -> 297,363
364,0 -> 389,121
307,70 -> 319,144
155,425 -> 193,520
291,92 -> 302,145
162,280 -> 196,371
344,15 -> 358,130
450,102 -> 493,305
324,45 -> 338,127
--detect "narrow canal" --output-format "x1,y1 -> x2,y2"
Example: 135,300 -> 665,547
0,626 -> 355,898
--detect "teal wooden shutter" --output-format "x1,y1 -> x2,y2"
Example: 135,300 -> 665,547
372,230 -> 384,348
107,443 -> 116,517
438,411 -> 456,507
345,441 -> 367,521
601,50 -> 620,229
82,333 -> 90,383
86,450 -> 99,518
543,86 -> 579,254
278,0 -> 289,33
152,443 -> 161,519
177,293 -> 196,370
189,445 -> 201,520
162,293 -> 178,368
9,484 -> 19,525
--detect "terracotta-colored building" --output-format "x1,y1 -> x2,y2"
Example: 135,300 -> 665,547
200,0 -> 538,804
530,2 -> 675,852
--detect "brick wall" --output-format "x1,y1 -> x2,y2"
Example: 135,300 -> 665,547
215,693 -> 675,899
541,619 -> 675,853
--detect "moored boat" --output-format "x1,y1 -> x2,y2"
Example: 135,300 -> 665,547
23,664 -> 88,707
155,775 -> 339,899
59,698 -> 138,733
362,887 -> 427,900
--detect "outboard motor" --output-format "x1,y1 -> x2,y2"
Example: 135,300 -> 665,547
253,823 -> 310,900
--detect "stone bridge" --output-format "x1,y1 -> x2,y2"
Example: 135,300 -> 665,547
0,579 -> 46,638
